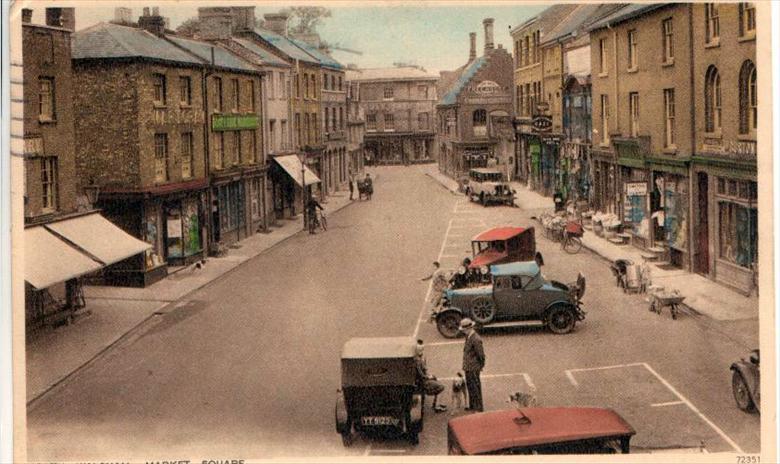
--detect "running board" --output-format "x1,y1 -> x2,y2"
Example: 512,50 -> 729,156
484,320 -> 545,329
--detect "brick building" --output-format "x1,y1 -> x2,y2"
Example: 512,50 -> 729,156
437,19 -> 514,180
345,70 -> 366,175
20,8 -> 148,326
346,66 -> 438,166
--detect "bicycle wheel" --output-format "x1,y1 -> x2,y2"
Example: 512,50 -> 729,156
320,215 -> 328,231
564,236 -> 582,254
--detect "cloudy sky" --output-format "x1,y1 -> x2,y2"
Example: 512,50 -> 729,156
20,0 -> 546,72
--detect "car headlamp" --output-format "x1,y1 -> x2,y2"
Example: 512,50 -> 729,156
458,266 -> 467,275
480,266 -> 489,275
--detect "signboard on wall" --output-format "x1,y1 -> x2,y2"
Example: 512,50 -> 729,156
532,115 -> 552,133
625,182 -> 647,196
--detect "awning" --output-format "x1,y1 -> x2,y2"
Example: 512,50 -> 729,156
25,226 -> 103,289
46,212 -> 151,266
274,155 -> 321,187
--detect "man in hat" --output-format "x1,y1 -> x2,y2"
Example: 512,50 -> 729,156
415,340 -> 447,412
460,318 -> 485,412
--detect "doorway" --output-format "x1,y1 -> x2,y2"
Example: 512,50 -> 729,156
695,172 -> 710,274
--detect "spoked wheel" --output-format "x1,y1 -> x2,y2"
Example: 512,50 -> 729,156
547,305 -> 576,334
471,298 -> 496,324
563,236 -> 582,254
436,313 -> 462,338
732,371 -> 755,412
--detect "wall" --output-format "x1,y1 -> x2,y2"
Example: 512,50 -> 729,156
359,79 -> 438,134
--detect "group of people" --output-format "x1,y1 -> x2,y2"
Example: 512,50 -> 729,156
415,317 -> 486,414
347,171 -> 373,201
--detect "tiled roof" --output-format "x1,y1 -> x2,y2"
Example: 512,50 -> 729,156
72,22 -> 202,65
345,67 -> 438,82
253,27 -> 319,64
232,37 -> 290,67
289,38 -> 343,70
541,4 -> 602,44
587,4 -> 667,31
166,36 -> 256,73
438,56 -> 486,106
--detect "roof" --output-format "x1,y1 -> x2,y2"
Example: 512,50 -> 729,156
439,56 -> 486,106
540,4 -> 602,45
232,38 -> 289,68
472,227 -> 527,242
72,22 -> 202,65
253,27 -> 319,64
587,4 -> 668,32
289,37 -> 343,70
448,408 -> 635,455
166,36 -> 256,73
346,67 -> 439,82
341,337 -> 417,360
490,261 -> 539,277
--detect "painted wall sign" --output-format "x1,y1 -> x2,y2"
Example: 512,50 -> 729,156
473,80 -> 501,95
532,115 -> 552,133
212,114 -> 259,131
625,182 -> 647,196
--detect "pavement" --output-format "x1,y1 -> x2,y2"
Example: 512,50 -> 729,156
25,189 -> 357,403
423,165 -> 759,348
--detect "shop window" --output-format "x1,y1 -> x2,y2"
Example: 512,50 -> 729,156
182,199 -> 201,256
705,66 -> 721,133
719,202 -> 757,268
739,60 -> 757,134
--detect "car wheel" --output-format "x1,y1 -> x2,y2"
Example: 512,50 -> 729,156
480,193 -> 486,206
471,298 -> 496,324
436,312 -> 462,338
732,370 -> 756,412
547,304 -> 576,334
408,430 -> 419,446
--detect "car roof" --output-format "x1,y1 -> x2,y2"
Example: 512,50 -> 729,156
469,249 -> 506,269
448,408 -> 636,455
472,226 -> 527,242
470,168 -> 503,174
341,337 -> 417,359
490,261 -> 539,277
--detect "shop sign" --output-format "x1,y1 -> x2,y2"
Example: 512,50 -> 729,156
212,113 -> 259,131
625,182 -> 647,196
532,115 -> 552,133
541,135 -> 561,145
473,80 -> 501,95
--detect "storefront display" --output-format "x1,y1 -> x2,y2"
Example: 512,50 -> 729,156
182,198 -> 201,256
144,207 -> 164,269
663,179 -> 688,252
717,179 -> 757,269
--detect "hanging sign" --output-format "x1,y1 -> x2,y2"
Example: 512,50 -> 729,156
532,115 -> 552,133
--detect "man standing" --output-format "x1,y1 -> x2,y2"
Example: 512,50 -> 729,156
348,170 -> 355,200
460,318 -> 485,412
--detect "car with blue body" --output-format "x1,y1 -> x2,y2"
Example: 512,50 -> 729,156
431,261 -> 585,338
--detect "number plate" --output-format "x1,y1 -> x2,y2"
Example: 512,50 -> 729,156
361,416 -> 398,426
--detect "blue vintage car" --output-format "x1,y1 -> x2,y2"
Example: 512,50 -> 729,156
431,261 -> 586,338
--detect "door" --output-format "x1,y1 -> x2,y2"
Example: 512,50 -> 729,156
696,172 -> 710,274
492,276 -> 518,320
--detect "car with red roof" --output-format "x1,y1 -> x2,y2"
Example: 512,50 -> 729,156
467,226 -> 537,276
447,407 -> 635,455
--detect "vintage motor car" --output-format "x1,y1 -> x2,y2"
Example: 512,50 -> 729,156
731,349 -> 760,413
465,227 -> 538,281
447,407 -> 636,455
335,337 -> 424,446
465,168 -> 516,206
432,261 -> 585,338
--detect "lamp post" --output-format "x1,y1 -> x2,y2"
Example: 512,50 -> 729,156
84,179 -> 101,210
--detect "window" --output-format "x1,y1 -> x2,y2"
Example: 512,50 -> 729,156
213,77 -> 223,112
303,74 -> 309,99
331,107 -> 337,133
705,66 -> 721,132
338,76 -> 343,91
278,72 -> 285,98
153,73 -> 166,105
366,113 -> 377,131
599,39 -> 607,74
38,77 -> 54,120
213,132 -> 224,169
304,113 -> 310,144
231,78 -> 239,111
739,3 -> 756,37
600,94 -> 610,144
629,92 -> 639,137
179,76 -> 191,106
524,83 -> 530,115
154,133 -> 168,182
312,112 -> 319,142
233,131 -> 241,165
662,19 -> 674,63
419,85 -> 428,99
295,113 -> 301,147
269,120 -> 276,152
339,107 -> 344,130
281,120 -> 288,150
249,80 -> 256,112
664,89 -> 676,147
739,60 -> 757,134
40,157 -> 57,211
705,3 -> 719,43
717,179 -> 757,269
181,132 -> 193,178
418,112 -> 430,130
627,30 -> 637,70
248,131 -> 256,163
384,113 -> 394,131
384,87 -> 394,99
310,75 -> 317,99
523,36 -> 530,66
473,109 -> 487,137
294,74 -> 300,98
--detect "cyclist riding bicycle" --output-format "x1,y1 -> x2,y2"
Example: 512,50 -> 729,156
307,197 -> 324,234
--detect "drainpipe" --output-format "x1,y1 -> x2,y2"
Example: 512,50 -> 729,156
607,23 -> 620,216
259,72 -> 269,231
687,3 -> 697,272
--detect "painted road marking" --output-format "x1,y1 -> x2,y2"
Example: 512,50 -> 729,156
651,400 -> 685,407
426,340 -> 463,347
438,372 -> 533,386
565,362 -> 744,454
413,217 -> 454,339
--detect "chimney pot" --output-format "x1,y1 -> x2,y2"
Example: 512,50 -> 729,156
21,8 -> 32,23
469,32 -> 477,61
152,6 -> 159,16
263,13 -> 289,37
483,17 -> 495,52
143,7 -> 150,16
197,7 -> 233,40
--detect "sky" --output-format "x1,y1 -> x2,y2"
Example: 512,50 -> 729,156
20,0 -> 546,73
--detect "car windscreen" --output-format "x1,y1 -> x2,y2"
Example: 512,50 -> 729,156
524,271 -> 545,291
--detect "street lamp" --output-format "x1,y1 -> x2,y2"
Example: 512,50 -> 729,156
84,179 -> 101,209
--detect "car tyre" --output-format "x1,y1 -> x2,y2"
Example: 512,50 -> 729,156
436,312 -> 462,338
408,430 -> 419,446
732,370 -> 756,412
480,193 -> 486,206
547,304 -> 576,334
471,298 -> 496,324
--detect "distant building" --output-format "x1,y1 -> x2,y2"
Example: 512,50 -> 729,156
347,66 -> 438,165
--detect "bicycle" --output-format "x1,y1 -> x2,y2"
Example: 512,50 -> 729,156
545,221 -> 583,254
308,210 -> 327,233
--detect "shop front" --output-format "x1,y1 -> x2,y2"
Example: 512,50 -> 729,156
212,178 -> 246,247
591,148 -> 617,214
162,195 -> 206,267
540,134 -> 561,198
559,142 -> 591,204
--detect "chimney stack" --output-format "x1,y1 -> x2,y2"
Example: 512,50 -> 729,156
114,7 -> 132,24
263,13 -> 289,37
46,7 -> 75,30
198,7 -> 233,40
231,6 -> 255,34
138,7 -> 166,36
21,8 -> 32,23
483,18 -> 495,52
469,32 -> 476,61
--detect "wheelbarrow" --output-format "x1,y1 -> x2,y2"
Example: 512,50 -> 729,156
648,288 -> 685,320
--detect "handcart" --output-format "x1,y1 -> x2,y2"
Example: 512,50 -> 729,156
648,288 -> 685,320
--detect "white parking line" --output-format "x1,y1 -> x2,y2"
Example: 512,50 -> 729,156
438,372 -> 532,385
651,400 -> 685,407
565,370 -> 579,387
566,362 -> 644,374
371,449 -> 407,454
426,340 -> 463,347
522,373 -> 536,390
413,218 -> 454,339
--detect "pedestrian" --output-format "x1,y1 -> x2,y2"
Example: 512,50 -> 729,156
460,318 -> 485,412
450,372 -> 467,413
348,171 -> 355,200
421,261 -> 453,308
415,340 -> 447,412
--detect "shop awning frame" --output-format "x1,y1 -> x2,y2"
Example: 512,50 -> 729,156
273,154 -> 321,187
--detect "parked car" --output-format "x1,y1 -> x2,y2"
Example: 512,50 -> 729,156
447,407 -> 635,455
465,168 -> 515,206
431,261 -> 585,338
335,337 -> 424,446
467,226 -> 538,276
731,349 -> 760,413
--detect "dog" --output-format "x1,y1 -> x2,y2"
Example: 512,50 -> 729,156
450,372 -> 468,414
508,388 -> 538,408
